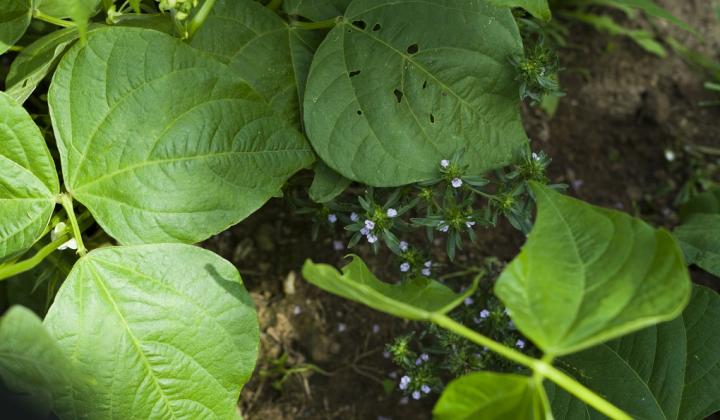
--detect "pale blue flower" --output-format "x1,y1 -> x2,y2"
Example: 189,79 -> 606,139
480,309 -> 490,319
439,224 -> 449,233
399,375 -> 411,390
400,262 -> 411,272
420,353 -> 429,361
440,159 -> 450,168
464,297 -> 474,306
367,234 -> 378,243
350,212 -> 359,222
421,384 -> 431,394
333,240 -> 344,251
399,241 -> 409,252
327,214 -> 337,223
421,268 -> 431,277
516,339 -> 526,349
412,391 -> 421,400
364,219 -> 376,230
360,227 -> 370,236
387,208 -> 398,218
451,178 -> 463,188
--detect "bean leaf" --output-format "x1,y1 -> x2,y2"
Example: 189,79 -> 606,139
302,256 -> 476,320
495,182 -> 691,356
49,27 -> 314,245
309,161 -> 352,203
0,0 -> 32,55
0,92 -> 59,262
303,0 -> 527,186
434,372 -> 548,420
283,0 -> 351,21
42,244 -> 259,419
674,188 -> 720,277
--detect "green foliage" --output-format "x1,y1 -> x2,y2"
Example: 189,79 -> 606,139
302,255 -> 476,320
434,372 -> 547,419
283,0 -> 352,21
674,188 -> 720,277
490,0 -> 552,21
1,244 -> 259,418
309,162 -> 352,203
496,182 -> 691,356
0,92 -> 59,263
546,285 -> 720,420
0,0 -> 32,55
303,0 -> 528,186
49,26 -> 314,244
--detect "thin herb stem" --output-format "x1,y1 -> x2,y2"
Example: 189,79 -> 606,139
187,0 -> 217,39
291,17 -> 339,30
59,194 -> 88,256
33,10 -> 76,28
429,313 -> 631,420
7,45 -> 24,52
0,234 -> 71,281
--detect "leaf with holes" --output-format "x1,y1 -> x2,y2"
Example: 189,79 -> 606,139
674,188 -> 720,277
302,256 -> 475,320
42,244 -> 259,419
495,182 -> 691,356
434,372 -> 548,420
487,0 -> 551,21
49,27 -> 314,245
0,0 -> 32,55
190,0 -> 323,128
0,92 -> 59,262
283,0 -> 351,21
545,285 -> 720,420
303,0 -> 527,186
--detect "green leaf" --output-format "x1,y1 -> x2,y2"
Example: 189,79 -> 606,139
434,372 -> 547,420
546,285 -> 720,420
0,91 -> 59,262
0,0 -> 32,55
5,26 -> 81,104
49,27 -> 314,245
5,249 -> 74,317
302,256 -> 475,320
190,0 -> 322,129
303,0 -> 527,186
0,306 -> 81,417
495,182 -> 691,356
487,0 -> 551,21
283,0 -> 351,21
35,0 -> 102,37
43,244 -> 260,419
675,189 -> 720,277
679,285 -> 720,420
609,0 -> 694,33
309,161 -> 352,203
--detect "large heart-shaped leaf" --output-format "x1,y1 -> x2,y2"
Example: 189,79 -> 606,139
303,0 -> 527,186
495,182 -> 691,356
674,188 -> 720,277
0,91 -> 59,262
42,244 -> 259,419
0,0 -> 32,55
434,372 -> 548,420
190,0 -> 323,128
283,0 -> 351,21
545,285 -> 720,420
302,256 -> 475,320
49,27 -> 314,245
0,306 -> 82,417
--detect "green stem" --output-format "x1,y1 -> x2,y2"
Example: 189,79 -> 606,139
429,314 -> 631,420
266,0 -> 282,11
33,10 -> 77,28
291,17 -> 339,30
59,194 -> 87,257
0,233 -> 72,281
7,45 -> 24,52
187,0 -> 217,39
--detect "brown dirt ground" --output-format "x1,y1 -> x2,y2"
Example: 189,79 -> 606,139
200,1 -> 720,418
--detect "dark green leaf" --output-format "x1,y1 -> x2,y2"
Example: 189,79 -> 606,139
496,182 -> 691,356
0,0 -> 32,55
302,255 -> 475,320
49,27 -> 314,245
309,161 -> 352,203
675,189 -> 720,277
303,0 -> 527,186
283,0 -> 351,21
434,372 -> 547,420
43,244 -> 259,419
0,92 -> 59,262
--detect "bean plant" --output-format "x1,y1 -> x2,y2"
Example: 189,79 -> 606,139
0,0 -> 718,419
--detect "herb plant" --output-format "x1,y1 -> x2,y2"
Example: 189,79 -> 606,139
0,0 -> 718,419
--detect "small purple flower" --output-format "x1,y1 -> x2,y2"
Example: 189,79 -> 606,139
400,262 -> 411,272
421,268 -> 431,277
440,159 -> 450,168
387,208 -> 398,218
333,240 -> 344,251
415,357 -> 423,366
451,178 -> 463,188
420,353 -> 429,361
327,214 -> 337,223
364,219 -> 375,230
412,391 -> 421,400
372,324 -> 380,334
464,297 -> 474,306
479,309 -> 490,319
424,261 -> 432,268
399,241 -> 409,252
466,220 -> 476,228
350,212 -> 359,222
360,227 -> 370,236
439,224 -> 449,233
516,339 -> 526,349
399,375 -> 411,390
421,384 -> 431,394
367,234 -> 378,244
